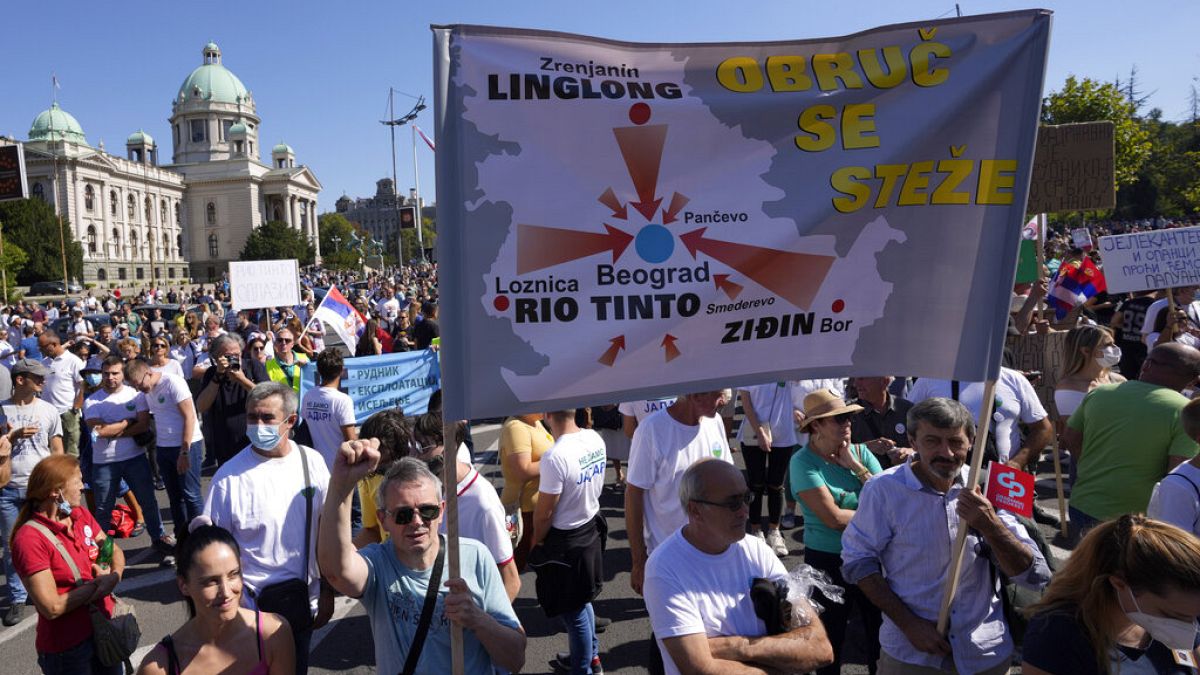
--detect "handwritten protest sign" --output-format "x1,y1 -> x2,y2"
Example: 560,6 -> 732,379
1027,121 -> 1115,214
229,259 -> 300,311
1098,226 -> 1200,294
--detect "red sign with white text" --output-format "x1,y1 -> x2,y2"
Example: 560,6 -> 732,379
985,462 -> 1035,518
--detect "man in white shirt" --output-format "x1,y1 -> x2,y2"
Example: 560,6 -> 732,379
84,354 -> 173,562
626,390 -> 731,596
1142,286 -> 1200,348
204,381 -> 334,674
1148,397 -> 1200,536
300,349 -> 358,469
644,459 -> 833,675
530,409 -> 608,675
39,332 -> 84,456
125,358 -> 204,543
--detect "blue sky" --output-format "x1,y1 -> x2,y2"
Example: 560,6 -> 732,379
5,1 -> 1197,214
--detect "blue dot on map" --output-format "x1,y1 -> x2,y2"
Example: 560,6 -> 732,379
635,225 -> 674,263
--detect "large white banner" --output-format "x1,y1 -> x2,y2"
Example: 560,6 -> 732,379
1099,226 -> 1200,294
229,259 -> 301,311
433,11 -> 1052,419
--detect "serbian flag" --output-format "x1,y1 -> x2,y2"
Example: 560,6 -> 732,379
312,285 -> 367,352
1047,256 -> 1107,320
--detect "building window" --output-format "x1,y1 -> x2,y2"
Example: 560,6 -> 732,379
208,233 -> 219,258
31,183 -> 43,201
173,124 -> 179,147
110,190 -> 118,216
206,202 -> 216,225
207,266 -> 216,281
127,194 -> 136,219
86,226 -> 97,254
190,119 -> 206,143
84,185 -> 94,212
221,120 -> 233,141
130,229 -> 139,257
136,267 -> 144,280
273,206 -> 282,222
97,268 -> 107,281
162,234 -> 170,260
176,234 -> 182,257
174,203 -> 180,224
118,268 -> 126,281
234,140 -> 243,154
168,268 -> 176,279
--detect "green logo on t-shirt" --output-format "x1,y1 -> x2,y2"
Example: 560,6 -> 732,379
711,445 -> 723,458
125,403 -> 135,411
157,395 -> 165,404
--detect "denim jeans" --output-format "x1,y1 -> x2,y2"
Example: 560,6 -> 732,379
1069,506 -> 1102,547
157,440 -> 204,539
93,455 -> 166,541
0,484 -> 28,604
560,602 -> 598,674
36,637 -> 122,675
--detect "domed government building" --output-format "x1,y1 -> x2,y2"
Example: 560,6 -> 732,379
20,42 -> 321,284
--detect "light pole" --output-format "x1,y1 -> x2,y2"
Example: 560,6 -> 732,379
381,90 -> 425,266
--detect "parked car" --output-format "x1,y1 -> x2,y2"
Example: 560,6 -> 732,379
28,280 -> 83,296
50,313 -> 112,342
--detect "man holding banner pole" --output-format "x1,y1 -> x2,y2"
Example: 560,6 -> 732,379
841,398 -> 1049,674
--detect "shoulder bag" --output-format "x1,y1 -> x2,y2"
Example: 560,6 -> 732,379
255,444 -> 315,633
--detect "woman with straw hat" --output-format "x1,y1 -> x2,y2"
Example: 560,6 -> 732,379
790,388 -> 883,675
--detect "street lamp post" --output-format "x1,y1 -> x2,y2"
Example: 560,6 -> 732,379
381,90 -> 426,266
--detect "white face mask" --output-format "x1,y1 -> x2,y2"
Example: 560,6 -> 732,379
1096,345 -> 1122,369
1123,587 -> 1200,651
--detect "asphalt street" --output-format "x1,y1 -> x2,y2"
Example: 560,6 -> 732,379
0,423 -> 1068,674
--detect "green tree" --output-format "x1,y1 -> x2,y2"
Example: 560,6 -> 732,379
1042,76 -> 1152,188
0,241 -> 29,299
238,220 -> 315,264
317,213 -> 363,270
0,198 -> 84,284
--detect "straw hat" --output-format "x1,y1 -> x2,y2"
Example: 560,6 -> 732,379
800,389 -> 863,431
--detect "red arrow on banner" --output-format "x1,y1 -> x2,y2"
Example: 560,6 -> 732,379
597,188 -> 628,220
597,335 -> 626,367
662,334 -> 681,362
613,124 -> 667,221
661,192 -> 690,225
713,274 -> 744,300
517,223 -> 635,274
680,228 -> 836,310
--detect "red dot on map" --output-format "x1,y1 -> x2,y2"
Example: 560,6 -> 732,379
832,299 -> 845,313
629,103 -> 651,125
494,296 -> 510,312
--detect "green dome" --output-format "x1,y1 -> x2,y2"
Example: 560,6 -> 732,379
272,142 -> 293,154
177,43 -> 250,105
228,121 -> 248,136
29,103 -> 87,144
126,129 -> 154,145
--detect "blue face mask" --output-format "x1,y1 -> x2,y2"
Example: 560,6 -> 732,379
84,373 -> 101,388
57,495 -> 72,516
247,423 -> 282,450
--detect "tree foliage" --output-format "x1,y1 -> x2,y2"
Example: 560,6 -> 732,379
0,241 -> 29,298
0,198 -> 84,284
238,220 -> 315,265
1042,76 -> 1152,189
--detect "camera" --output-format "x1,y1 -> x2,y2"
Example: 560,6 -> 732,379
228,359 -> 241,371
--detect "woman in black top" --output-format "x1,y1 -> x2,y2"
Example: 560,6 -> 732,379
1023,515 -> 1200,674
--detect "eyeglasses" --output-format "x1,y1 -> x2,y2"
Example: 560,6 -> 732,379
275,337 -> 293,344
250,345 -> 265,352
151,343 -> 167,350
385,503 -> 441,525
690,492 -> 753,512
832,412 -> 855,425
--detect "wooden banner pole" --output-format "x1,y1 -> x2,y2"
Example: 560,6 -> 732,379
1035,213 -> 1069,535
442,414 -> 463,675
936,378 -> 998,635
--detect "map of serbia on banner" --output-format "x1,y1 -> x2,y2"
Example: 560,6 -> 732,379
433,11 -> 1051,420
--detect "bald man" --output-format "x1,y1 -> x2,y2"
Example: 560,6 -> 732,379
643,459 -> 832,675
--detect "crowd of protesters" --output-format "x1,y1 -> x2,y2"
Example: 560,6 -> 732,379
4,248 -> 1200,675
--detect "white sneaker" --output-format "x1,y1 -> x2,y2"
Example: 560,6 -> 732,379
766,529 -> 788,557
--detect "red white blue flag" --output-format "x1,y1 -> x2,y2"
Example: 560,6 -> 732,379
312,285 -> 366,352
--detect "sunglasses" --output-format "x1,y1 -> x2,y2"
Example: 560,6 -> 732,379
275,337 -> 293,344
385,503 -> 442,525
831,412 -> 855,425
691,491 -> 753,512
151,343 -> 168,350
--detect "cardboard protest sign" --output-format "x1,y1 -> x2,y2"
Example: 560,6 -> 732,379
985,462 -> 1035,518
229,259 -> 300,311
1098,225 -> 1200,294
1071,227 -> 1093,251
1027,121 -> 1116,214
434,12 -> 1051,418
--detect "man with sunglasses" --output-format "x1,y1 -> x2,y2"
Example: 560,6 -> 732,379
204,381 -> 334,674
319,445 -> 526,675
644,458 -> 834,675
265,327 -> 309,394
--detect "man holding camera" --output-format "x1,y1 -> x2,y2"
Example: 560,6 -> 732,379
196,333 -> 269,466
